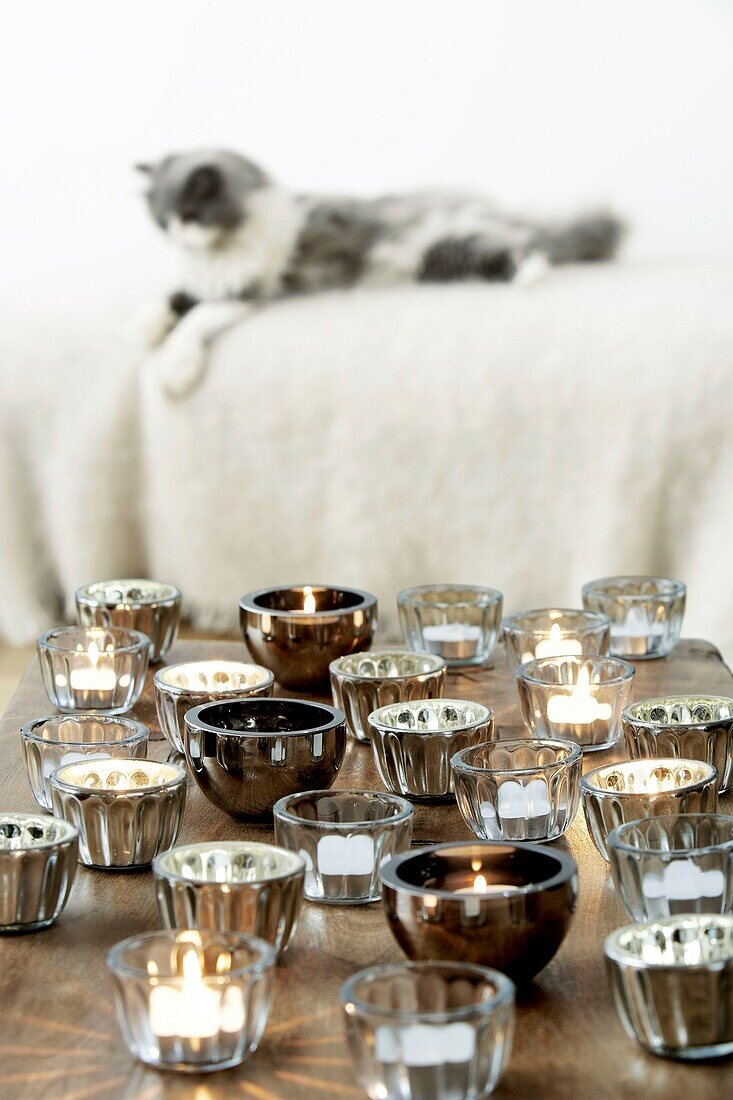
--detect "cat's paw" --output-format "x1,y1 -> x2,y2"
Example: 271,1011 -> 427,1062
152,335 -> 208,398
126,300 -> 176,350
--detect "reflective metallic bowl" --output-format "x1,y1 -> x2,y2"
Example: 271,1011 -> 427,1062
330,650 -> 446,743
183,698 -> 347,821
76,579 -> 182,662
0,812 -> 78,932
623,695 -> 733,794
240,585 -> 377,690
381,840 -> 578,984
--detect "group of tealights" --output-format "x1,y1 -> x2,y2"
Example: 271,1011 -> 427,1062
3,575 -> 733,1089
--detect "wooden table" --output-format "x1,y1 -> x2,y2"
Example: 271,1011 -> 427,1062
1,638 -> 732,1099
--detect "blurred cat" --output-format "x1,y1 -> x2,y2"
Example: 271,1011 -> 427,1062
136,148 -> 624,396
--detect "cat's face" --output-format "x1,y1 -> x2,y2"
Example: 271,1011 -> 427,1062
138,150 -> 269,249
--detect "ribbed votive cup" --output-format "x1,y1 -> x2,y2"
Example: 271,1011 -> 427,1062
37,626 -> 150,714
605,914 -> 733,1059
341,961 -> 515,1100
608,814 -> 733,921
580,758 -> 718,861
274,789 -> 413,905
397,585 -> 503,668
582,576 -> 685,660
623,695 -> 733,793
0,812 -> 78,932
451,738 -> 581,842
368,700 -> 494,801
154,841 -> 304,955
76,579 -> 182,662
502,609 -> 609,674
517,655 -> 634,752
330,650 -> 446,743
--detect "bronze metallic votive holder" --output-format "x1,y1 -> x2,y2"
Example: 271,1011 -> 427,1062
330,650 -> 446,743
0,812 -> 78,932
240,585 -> 377,690
76,579 -> 182,662
623,695 -> 733,794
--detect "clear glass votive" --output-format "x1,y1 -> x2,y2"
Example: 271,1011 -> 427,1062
51,758 -> 187,868
107,929 -> 276,1073
154,841 -> 304,955
582,576 -> 686,660
367,700 -> 495,801
273,789 -> 413,905
20,714 -> 149,812
451,738 -> 581,842
0,812 -> 78,932
37,627 -> 150,715
330,650 -> 447,743
580,758 -> 718,861
623,695 -> 733,794
517,655 -> 635,752
501,609 -> 609,674
397,585 -> 503,668
608,814 -> 733,921
341,961 -> 515,1100
76,579 -> 182,662
605,914 -> 733,1059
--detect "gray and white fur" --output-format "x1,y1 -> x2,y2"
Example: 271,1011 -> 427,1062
136,149 -> 624,396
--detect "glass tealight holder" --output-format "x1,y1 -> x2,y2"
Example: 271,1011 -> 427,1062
608,813 -> 733,921
341,961 -> 515,1100
37,627 -> 150,715
330,650 -> 446,743
0,812 -> 78,932
451,738 -> 581,842
517,655 -> 635,752
107,929 -> 276,1073
397,585 -> 503,668
501,609 -> 609,675
76,579 -> 182,662
273,789 -> 413,905
623,695 -> 733,793
582,575 -> 686,660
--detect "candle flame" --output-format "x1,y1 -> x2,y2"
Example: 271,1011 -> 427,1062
549,623 -> 562,642
302,586 -> 316,614
576,664 -> 590,696
87,640 -> 100,668
473,873 -> 488,894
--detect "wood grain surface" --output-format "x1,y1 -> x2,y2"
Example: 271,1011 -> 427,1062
1,638 -> 732,1100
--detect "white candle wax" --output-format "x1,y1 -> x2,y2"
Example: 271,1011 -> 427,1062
375,1021 -> 476,1066
642,860 -> 726,903
610,607 -> 666,655
533,623 -> 583,661
317,834 -> 375,876
422,623 -> 481,659
546,666 -> 612,727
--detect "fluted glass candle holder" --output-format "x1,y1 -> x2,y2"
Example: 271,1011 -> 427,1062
502,609 -> 609,674
582,576 -> 685,660
274,789 -> 413,905
397,585 -> 503,668
623,695 -> 733,793
451,738 -> 581,842
37,627 -> 150,715
341,961 -> 515,1100
0,813 -> 78,932
76,579 -> 182,662
517,655 -> 634,752
330,650 -> 446,743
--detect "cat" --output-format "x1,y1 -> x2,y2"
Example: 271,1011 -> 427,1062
136,148 -> 624,396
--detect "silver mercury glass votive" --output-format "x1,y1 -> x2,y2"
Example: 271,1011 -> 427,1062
397,585 -> 503,668
501,608 -> 610,675
76,579 -> 182,662
605,914 -> 733,1059
0,812 -> 78,932
582,575 -> 686,660
37,626 -> 150,715
623,695 -> 733,793
330,650 -> 446,743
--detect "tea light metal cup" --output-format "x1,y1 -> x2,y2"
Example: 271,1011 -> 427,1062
154,660 -> 275,754
76,579 -> 182,662
368,699 -> 494,802
240,585 -> 377,690
380,840 -> 578,984
330,650 -> 446,743
37,626 -> 150,714
582,575 -> 685,660
623,695 -> 733,794
605,914 -> 733,1059
153,841 -> 304,955
502,608 -> 610,674
51,758 -> 187,868
451,738 -> 581,843
397,584 -> 503,667
0,812 -> 78,932
580,758 -> 718,861
274,789 -> 413,905
341,961 -> 515,1099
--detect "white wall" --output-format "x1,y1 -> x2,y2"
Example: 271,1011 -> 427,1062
1,0 -> 731,291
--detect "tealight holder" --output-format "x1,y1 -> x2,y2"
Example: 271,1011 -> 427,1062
580,758 -> 718,862
76,579 -> 182,662
37,626 -> 150,715
608,814 -> 733,921
582,575 -> 686,660
154,660 -> 275,753
397,585 -> 503,668
330,650 -> 446,743
451,738 -> 581,842
153,841 -> 304,955
51,758 -> 186,868
20,714 -> 149,812
380,840 -> 578,984
0,812 -> 78,932
501,609 -> 610,674
341,961 -> 515,1100
605,914 -> 733,1059
274,789 -> 413,905
368,700 -> 495,802
623,695 -> 733,793
240,585 -> 377,690
107,929 -> 276,1073
517,655 -> 635,752
183,698 -> 347,821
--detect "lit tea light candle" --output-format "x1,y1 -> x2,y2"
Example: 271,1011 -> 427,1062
642,861 -> 726,907
302,585 -> 317,613
455,871 -> 491,917
546,666 -> 613,726
422,623 -> 481,660
532,623 -> 583,662
610,607 -> 666,656
375,1021 -> 477,1066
